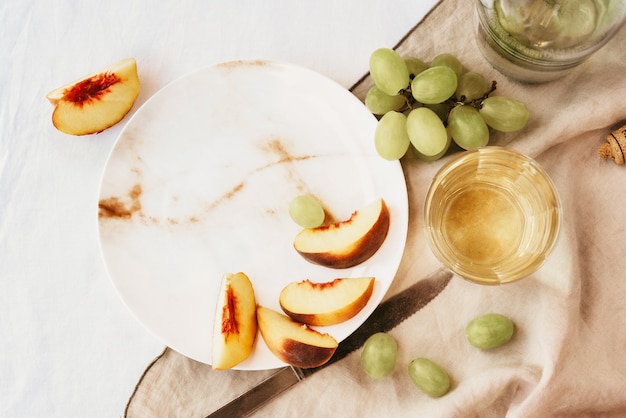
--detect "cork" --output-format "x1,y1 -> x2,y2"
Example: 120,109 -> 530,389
598,125 -> 626,165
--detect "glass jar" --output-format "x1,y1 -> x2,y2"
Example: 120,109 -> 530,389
475,0 -> 626,83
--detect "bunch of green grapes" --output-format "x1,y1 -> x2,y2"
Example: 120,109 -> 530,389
366,48 -> 529,161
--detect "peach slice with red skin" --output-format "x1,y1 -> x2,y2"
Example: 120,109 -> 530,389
212,272 -> 257,370
279,277 -> 375,326
46,58 -> 140,135
256,305 -> 338,369
293,198 -> 390,269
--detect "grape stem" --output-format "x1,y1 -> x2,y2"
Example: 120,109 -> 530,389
465,80 -> 498,108
395,80 -> 498,125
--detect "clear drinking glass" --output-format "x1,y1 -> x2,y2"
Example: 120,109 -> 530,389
424,147 -> 561,285
475,0 -> 626,83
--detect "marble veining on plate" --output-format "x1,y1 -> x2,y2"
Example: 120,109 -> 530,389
97,60 -> 408,370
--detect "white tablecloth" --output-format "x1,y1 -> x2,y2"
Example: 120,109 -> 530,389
120,1 -> 626,416
0,1 -> 438,416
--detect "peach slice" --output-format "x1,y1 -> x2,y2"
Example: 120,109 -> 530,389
279,277 -> 375,326
212,272 -> 257,370
293,198 -> 390,269
46,58 -> 140,136
256,305 -> 338,369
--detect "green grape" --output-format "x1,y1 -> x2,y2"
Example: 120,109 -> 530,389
412,133 -> 451,161
456,71 -> 490,102
288,194 -> 325,228
425,102 -> 450,122
403,56 -> 428,77
411,66 -> 458,105
495,0 -> 598,50
369,48 -> 410,96
431,53 -> 463,78
447,105 -> 490,150
360,333 -> 398,379
374,111 -> 410,161
406,107 -> 449,157
466,313 -> 515,350
365,86 -> 406,115
408,357 -> 451,397
479,96 -> 529,132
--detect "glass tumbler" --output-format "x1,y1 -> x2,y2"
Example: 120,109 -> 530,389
475,0 -> 626,83
424,147 -> 561,285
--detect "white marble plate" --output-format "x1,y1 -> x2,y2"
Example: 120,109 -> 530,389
97,60 -> 408,370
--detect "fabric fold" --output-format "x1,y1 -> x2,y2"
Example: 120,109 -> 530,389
125,0 -> 626,416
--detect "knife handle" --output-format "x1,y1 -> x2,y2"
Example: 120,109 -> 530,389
206,366 -> 305,418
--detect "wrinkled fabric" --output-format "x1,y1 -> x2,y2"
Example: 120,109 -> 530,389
1,1 -> 440,417
126,0 -> 626,417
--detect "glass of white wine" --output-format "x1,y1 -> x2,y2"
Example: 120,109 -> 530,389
475,0 -> 626,83
424,147 -> 561,285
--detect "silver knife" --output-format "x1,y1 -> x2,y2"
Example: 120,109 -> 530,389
206,268 -> 452,418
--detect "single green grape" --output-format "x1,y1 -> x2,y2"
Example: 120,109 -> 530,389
466,313 -> 515,349
430,53 -> 463,78
456,71 -> 490,102
408,357 -> 451,397
411,135 -> 451,161
425,102 -> 450,122
374,111 -> 411,161
365,86 -> 406,115
447,105 -> 490,150
406,107 -> 449,157
403,56 -> 428,77
411,66 -> 458,105
360,333 -> 398,379
479,96 -> 529,132
288,194 -> 325,228
369,48 -> 410,96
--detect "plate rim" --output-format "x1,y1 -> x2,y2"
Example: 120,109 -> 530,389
96,59 -> 409,370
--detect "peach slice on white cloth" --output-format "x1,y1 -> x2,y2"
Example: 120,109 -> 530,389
46,58 -> 140,135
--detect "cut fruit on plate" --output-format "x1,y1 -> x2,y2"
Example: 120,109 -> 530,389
46,58 -> 140,136
279,277 -> 375,326
96,60 -> 410,370
293,198 -> 390,269
257,305 -> 338,369
212,272 -> 257,370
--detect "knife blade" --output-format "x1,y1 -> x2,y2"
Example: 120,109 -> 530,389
206,268 -> 452,418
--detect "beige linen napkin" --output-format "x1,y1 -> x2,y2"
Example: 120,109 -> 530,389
126,0 -> 626,416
